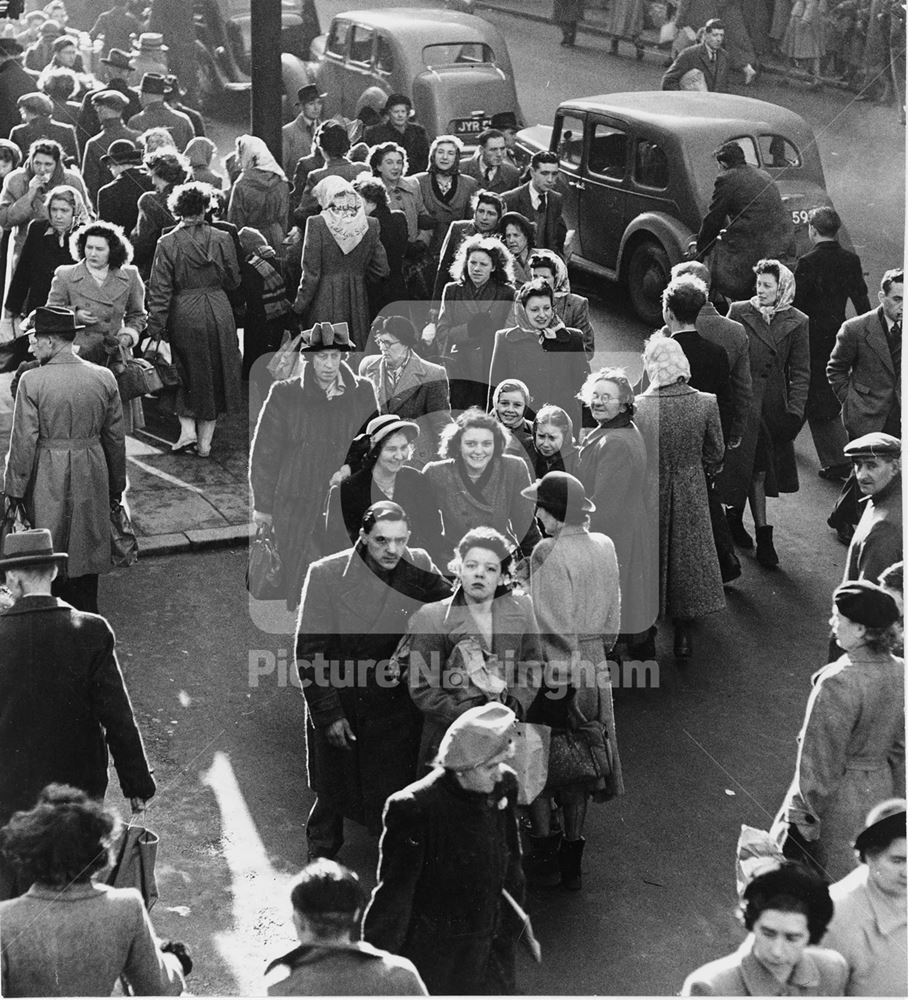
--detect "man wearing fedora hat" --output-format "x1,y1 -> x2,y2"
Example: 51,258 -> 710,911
364,94 -> 429,175
127,72 -> 193,152
96,137 -> 152,232
0,38 -> 36,144
295,500 -> 449,861
363,701 -> 526,995
77,47 -> 141,139
281,83 -> 326,178
0,526 -> 155,891
89,0 -> 142,62
3,305 -> 126,614
80,89 -> 139,204
9,91 -> 78,164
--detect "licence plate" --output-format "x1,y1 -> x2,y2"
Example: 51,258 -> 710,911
451,116 -> 492,137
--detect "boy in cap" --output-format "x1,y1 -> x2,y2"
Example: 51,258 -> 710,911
127,72 -> 193,151
264,860 -> 427,996
363,702 -> 526,996
842,433 -> 901,584
9,91 -> 77,163
79,88 -> 139,203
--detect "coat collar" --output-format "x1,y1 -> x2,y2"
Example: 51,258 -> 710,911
68,259 -> 130,294
738,938 -> 822,995
861,307 -> 895,374
0,594 -> 72,616
738,301 -> 801,351
265,940 -> 387,975
642,381 -> 696,398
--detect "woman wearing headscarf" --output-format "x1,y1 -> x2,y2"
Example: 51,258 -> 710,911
0,140 -> 22,318
720,259 -> 810,570
292,176 -> 389,351
491,378 -> 535,470
528,249 -> 596,357
634,333 -> 726,659
184,136 -> 224,190
227,135 -> 290,251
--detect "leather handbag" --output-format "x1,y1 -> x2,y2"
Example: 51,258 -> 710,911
246,523 -> 283,599
106,817 -> 159,910
543,721 -> 612,794
112,347 -> 161,401
142,336 -> 181,390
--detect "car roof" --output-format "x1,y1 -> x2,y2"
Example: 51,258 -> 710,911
560,92 -> 811,135
334,8 -> 492,42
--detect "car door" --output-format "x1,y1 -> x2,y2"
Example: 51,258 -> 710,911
341,22 -> 380,117
552,110 -> 586,251
580,115 -> 630,272
318,17 -> 351,117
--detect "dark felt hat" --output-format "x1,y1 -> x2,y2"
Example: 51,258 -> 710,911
38,19 -> 61,38
833,580 -> 900,628
843,432 -> 901,460
490,111 -> 520,131
299,321 -> 355,353
0,528 -> 67,574
27,305 -> 85,338
521,471 -> 595,519
383,92 -> 413,112
139,72 -> 167,95
100,48 -> 135,71
296,84 -> 326,105
101,138 -> 142,165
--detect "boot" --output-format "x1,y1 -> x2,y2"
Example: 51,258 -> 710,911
195,419 -> 217,458
524,833 -> 562,887
559,836 -> 585,890
755,525 -> 779,568
172,416 -> 197,452
725,507 -> 754,549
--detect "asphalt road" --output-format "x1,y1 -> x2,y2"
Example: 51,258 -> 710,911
99,4 -> 903,995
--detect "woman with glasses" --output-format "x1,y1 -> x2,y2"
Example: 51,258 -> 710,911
293,176 -> 389,351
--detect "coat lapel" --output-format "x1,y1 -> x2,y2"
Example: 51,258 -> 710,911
864,309 -> 895,375
70,263 -> 129,305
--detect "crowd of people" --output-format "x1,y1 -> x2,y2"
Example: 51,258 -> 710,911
0,0 -> 903,996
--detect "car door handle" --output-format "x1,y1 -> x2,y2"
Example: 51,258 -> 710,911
567,179 -> 586,190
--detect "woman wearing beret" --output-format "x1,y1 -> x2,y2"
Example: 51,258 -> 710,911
681,862 -> 847,995
771,581 -> 905,881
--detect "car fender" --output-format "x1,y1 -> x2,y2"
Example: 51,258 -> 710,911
617,212 -> 694,278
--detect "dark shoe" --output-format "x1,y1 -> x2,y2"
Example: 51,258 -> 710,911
719,549 -> 742,584
755,525 -> 779,568
726,507 -> 754,549
819,463 -> 850,483
673,619 -> 692,659
609,36 -> 619,54
525,833 -> 562,887
559,837 -> 585,890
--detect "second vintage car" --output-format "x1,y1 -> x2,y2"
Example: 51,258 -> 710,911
516,92 -> 850,325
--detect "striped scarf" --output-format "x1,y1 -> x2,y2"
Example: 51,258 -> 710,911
247,248 -> 290,321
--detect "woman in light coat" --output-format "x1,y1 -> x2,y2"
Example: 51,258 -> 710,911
635,334 -> 726,659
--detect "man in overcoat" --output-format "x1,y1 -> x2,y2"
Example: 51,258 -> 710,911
503,151 -> 567,258
695,141 -> 793,302
794,207 -> 871,480
662,18 -> 731,91
295,501 -> 450,860
9,92 -> 78,164
3,306 -> 126,613
0,528 -> 155,896
79,89 -> 140,205
363,702 -> 526,996
96,138 -> 152,232
76,48 -> 142,141
826,268 -> 902,538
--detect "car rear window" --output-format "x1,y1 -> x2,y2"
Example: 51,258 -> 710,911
759,134 -> 801,168
326,19 -> 349,57
588,124 -> 627,180
348,24 -> 373,65
726,136 -> 759,165
423,42 -> 494,67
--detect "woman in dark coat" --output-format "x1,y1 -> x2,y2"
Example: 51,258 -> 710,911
293,176 -> 390,351
250,322 -> 378,609
432,234 -> 515,411
721,259 -> 810,569
634,334 -> 726,659
353,174 -> 408,318
130,151 -> 188,279
323,414 -> 443,556
144,182 -> 242,457
576,368 -> 658,653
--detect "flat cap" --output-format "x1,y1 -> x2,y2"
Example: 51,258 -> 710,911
91,89 -> 130,111
434,702 -> 515,771
834,580 -> 900,628
844,432 -> 901,460
17,92 -> 53,115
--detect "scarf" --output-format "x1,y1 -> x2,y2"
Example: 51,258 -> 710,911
248,248 -> 290,321
430,170 -> 458,204
455,453 -> 496,503
236,134 -> 286,180
596,410 -> 633,430
44,184 -> 90,247
314,175 -> 369,255
185,136 -> 217,168
515,301 -> 568,344
531,248 -> 571,296
643,332 -> 691,388
750,263 -> 796,324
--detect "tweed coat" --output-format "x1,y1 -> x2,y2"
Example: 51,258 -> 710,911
0,884 -> 183,996
295,214 -> 389,351
357,350 -> 454,468
3,352 -> 126,577
295,544 -> 450,833
250,363 -> 378,606
576,419 -> 657,634
827,307 -> 901,438
635,383 -> 726,620
0,594 -> 155,826
772,651 -> 906,881
227,168 -> 290,252
717,300 -> 810,507
46,261 -> 147,366
407,588 -> 544,769
414,170 -> 478,258
422,455 -> 541,565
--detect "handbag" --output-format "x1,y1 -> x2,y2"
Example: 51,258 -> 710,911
142,336 -> 181,390
106,817 -> 159,910
543,720 -> 611,794
246,522 -> 284,599
112,346 -> 161,401
110,501 -> 139,567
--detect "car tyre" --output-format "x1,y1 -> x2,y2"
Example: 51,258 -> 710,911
627,237 -> 671,327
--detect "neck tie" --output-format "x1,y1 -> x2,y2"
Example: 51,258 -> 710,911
485,167 -> 494,184
889,321 -> 901,370
537,193 -> 547,215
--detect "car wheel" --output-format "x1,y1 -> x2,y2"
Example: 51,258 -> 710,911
627,237 -> 671,327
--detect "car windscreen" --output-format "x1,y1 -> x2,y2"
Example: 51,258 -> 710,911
423,42 -> 494,67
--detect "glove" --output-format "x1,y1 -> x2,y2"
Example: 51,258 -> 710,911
161,941 -> 193,976
778,411 -> 803,442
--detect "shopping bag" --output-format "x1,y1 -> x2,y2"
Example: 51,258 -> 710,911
735,825 -> 785,897
0,495 -> 30,554
511,722 -> 551,805
110,501 -> 139,567
107,820 -> 159,910
266,330 -> 305,381
246,523 -> 284,599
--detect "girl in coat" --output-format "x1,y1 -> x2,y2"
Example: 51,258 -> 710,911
432,233 -> 515,411
771,580 -> 904,882
293,176 -> 389,351
634,334 -> 726,660
782,0 -> 828,87
576,368 -> 658,656
145,182 -> 242,457
227,135 -> 290,251
721,260 -> 810,569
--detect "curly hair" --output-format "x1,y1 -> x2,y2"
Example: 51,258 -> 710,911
578,366 -> 636,415
450,526 -> 514,578
28,138 -> 62,164
516,276 -> 554,307
39,67 -> 76,100
368,141 -> 408,177
168,180 -> 214,219
439,406 -> 508,460
469,189 -> 505,219
740,862 -> 834,944
753,258 -> 782,283
450,234 -> 515,286
70,221 -> 133,269
145,150 -> 189,186
315,122 -> 350,158
139,127 -> 177,155
0,784 -> 118,887
352,174 -> 389,211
